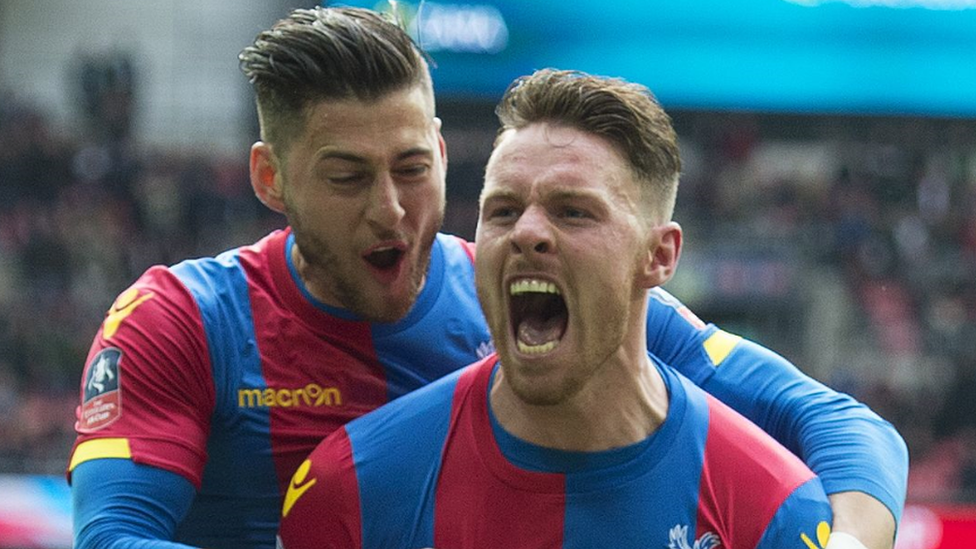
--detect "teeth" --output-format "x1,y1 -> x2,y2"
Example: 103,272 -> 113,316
517,341 -> 557,354
509,279 -> 560,296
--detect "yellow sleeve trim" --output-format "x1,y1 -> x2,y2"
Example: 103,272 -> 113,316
69,438 -> 132,471
703,330 -> 743,366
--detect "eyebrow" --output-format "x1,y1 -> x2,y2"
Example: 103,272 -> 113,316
316,147 -> 434,165
482,186 -> 606,203
547,188 -> 606,203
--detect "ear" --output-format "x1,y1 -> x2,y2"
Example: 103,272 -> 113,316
434,116 -> 448,171
249,141 -> 286,214
638,222 -> 682,289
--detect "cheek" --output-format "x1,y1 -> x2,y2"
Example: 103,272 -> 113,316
578,263 -> 633,326
293,193 -> 359,236
404,184 -> 445,220
474,259 -> 493,304
474,250 -> 505,315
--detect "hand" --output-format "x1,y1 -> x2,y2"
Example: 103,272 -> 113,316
826,532 -> 869,549
827,491 -> 896,549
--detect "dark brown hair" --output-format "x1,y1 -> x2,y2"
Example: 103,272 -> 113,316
239,6 -> 431,153
496,69 -> 681,220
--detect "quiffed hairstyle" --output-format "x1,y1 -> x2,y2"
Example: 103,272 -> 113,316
239,6 -> 431,153
495,69 -> 681,222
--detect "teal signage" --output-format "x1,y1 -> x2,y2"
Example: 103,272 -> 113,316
331,0 -> 976,116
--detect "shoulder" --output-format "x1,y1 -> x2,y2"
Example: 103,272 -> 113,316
79,235 -> 273,428
168,229 -> 285,302
92,232 -> 272,365
436,233 -> 477,272
344,361 -> 472,460
90,265 -> 206,364
701,392 -> 816,489
648,287 -> 707,330
280,427 -> 362,549
644,288 -> 729,383
327,358 -> 487,502
691,384 -> 829,547
282,361 -> 487,549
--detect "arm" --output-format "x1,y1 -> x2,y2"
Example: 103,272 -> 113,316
645,288 -> 907,548
699,339 -> 903,549
828,492 -> 897,549
69,268 -> 214,547
72,459 -> 201,549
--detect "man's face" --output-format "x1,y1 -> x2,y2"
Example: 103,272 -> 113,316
476,123 -> 652,406
278,85 -> 446,322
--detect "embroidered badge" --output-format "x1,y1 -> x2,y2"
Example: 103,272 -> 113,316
80,347 -> 123,431
668,524 -> 721,549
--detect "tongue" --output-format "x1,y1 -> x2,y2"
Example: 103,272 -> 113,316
517,315 -> 564,346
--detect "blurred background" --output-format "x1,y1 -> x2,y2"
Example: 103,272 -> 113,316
0,0 -> 975,546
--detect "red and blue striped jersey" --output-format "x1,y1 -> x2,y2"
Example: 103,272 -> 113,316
279,354 -> 833,549
68,228 -> 904,549
68,229 -> 492,548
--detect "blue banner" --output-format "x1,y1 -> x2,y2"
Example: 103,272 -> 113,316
331,0 -> 976,116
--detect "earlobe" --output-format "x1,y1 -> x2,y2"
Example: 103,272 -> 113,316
250,142 -> 285,213
640,222 -> 683,289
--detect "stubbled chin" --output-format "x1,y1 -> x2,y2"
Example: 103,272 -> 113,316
501,362 -> 572,407
361,288 -> 415,323
361,261 -> 423,322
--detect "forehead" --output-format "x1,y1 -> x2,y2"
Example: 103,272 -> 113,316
484,123 -> 633,195
294,85 -> 436,159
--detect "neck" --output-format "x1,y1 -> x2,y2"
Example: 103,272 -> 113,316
290,238 -> 342,308
489,349 -> 669,453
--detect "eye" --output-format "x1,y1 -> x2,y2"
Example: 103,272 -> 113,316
485,205 -> 518,222
393,162 -> 432,184
327,173 -> 368,186
559,206 -> 591,220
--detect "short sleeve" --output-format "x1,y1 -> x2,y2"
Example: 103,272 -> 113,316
68,266 -> 215,487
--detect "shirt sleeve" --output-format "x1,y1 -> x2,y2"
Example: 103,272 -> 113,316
646,287 -> 909,523
278,427 -> 363,549
755,478 -> 835,549
67,266 -> 215,487
72,459 -> 200,549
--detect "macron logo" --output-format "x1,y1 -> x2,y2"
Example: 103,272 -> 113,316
238,384 -> 342,408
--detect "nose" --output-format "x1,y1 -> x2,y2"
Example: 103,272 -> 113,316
365,173 -> 406,230
510,205 -> 553,255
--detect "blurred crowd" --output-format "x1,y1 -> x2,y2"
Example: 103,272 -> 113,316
671,111 -> 976,503
1,80 -> 975,504
0,77 -> 278,473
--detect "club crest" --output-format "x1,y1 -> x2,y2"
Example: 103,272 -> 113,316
668,524 -> 721,549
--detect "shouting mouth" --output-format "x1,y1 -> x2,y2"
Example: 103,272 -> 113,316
363,243 -> 407,282
509,278 -> 568,355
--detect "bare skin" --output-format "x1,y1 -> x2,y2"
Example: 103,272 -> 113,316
477,123 -> 680,451
830,492 -> 896,549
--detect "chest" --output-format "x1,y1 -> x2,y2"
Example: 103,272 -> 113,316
205,309 -> 489,494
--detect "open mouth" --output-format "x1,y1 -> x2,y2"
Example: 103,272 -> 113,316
509,278 -> 568,355
364,246 -> 405,271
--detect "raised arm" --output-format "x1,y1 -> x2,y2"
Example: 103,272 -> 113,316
645,288 -> 907,549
